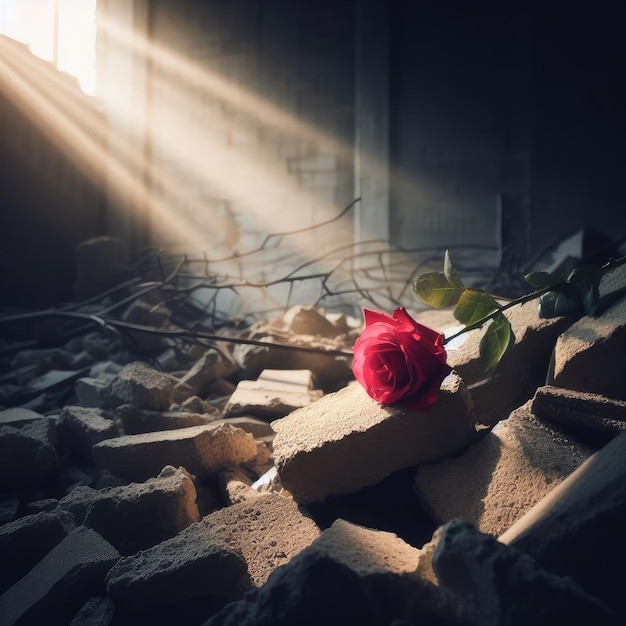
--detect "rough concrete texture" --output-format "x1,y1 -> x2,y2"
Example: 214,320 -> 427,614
105,526 -> 252,612
116,404 -> 217,435
73,375 -> 112,408
175,347 -> 238,396
432,520 -> 617,626
446,301 -> 574,426
272,374 -> 476,504
204,519 -> 453,626
233,334 -> 353,392
282,304 -> 345,338
532,384 -> 626,447
92,423 -> 259,482
56,406 -> 118,462
552,293 -> 626,400
104,361 -> 177,410
0,419 -> 58,488
218,466 -> 261,504
500,431 -> 626,620
222,371 -> 323,420
200,493 -> 321,586
58,466 -> 200,555
414,400 -> 594,536
70,595 -> 115,626
0,510 -> 74,594
0,526 -> 120,626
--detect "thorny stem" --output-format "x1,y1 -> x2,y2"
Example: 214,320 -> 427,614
442,254 -> 626,345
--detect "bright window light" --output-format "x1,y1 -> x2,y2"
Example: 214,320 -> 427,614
0,0 -> 97,95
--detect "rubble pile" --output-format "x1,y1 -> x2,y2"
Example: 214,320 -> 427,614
1,245 -> 625,625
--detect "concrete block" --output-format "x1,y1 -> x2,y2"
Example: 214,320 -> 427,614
93,423 -> 259,482
175,348 -> 238,396
56,406 -> 118,462
104,362 -> 177,410
282,305 -> 344,338
552,294 -> 626,400
116,404 -> 218,435
0,420 -> 58,488
0,526 -> 120,626
0,510 -> 74,594
70,595 -> 115,626
58,466 -> 200,555
222,371 -> 323,420
414,400 -> 594,536
272,374 -> 476,504
532,385 -> 626,447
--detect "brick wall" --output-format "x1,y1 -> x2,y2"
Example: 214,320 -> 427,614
146,0 -> 356,264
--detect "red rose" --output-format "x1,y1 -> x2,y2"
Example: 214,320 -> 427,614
351,307 -> 451,411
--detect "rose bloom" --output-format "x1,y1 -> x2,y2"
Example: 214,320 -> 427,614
351,307 -> 451,411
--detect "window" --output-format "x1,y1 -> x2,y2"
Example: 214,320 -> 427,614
0,0 -> 97,95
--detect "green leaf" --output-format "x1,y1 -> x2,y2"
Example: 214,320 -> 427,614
538,283 -> 582,318
524,271 -> 562,289
444,250 -> 464,289
412,272 -> 465,308
453,289 -> 500,326
479,312 -> 514,374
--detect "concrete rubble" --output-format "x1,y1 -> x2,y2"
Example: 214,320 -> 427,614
1,284 -> 626,624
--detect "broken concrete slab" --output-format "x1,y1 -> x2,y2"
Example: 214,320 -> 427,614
532,385 -> 626,447
204,518 -> 452,626
56,406 -> 118,462
552,293 -> 626,401
282,305 -> 345,338
74,376 -> 113,409
69,595 -> 115,626
499,431 -> 626,620
272,374 -> 476,504
104,361 -> 177,410
0,509 -> 74,594
179,395 -> 220,415
0,419 -> 59,488
116,404 -> 218,435
233,333 -> 353,393
58,466 -> 200,555
0,526 -> 120,626
175,348 -> 238,396
106,493 -> 320,613
222,369 -> 323,420
92,423 -> 259,482
447,301 -> 574,426
414,400 -> 595,536
0,407 -> 47,427
218,467 -> 262,504
432,520 -> 616,626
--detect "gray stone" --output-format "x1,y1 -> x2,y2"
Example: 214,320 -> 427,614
180,395 -> 220,415
58,466 -> 200,555
74,376 -> 113,408
104,361 -> 177,410
116,403 -> 218,435
272,375 -> 475,504
105,528 -> 250,612
223,369 -> 323,420
532,384 -> 626,447
500,431 -> 626,619
204,519 -> 454,626
447,301 -> 574,426
552,293 -> 626,400
175,347 -> 238,396
0,420 -> 58,488
0,407 -> 47,427
57,406 -> 118,462
0,526 -> 120,626
93,423 -> 259,482
432,520 -> 617,626
414,400 -> 594,536
0,510 -> 74,594
282,305 -> 344,338
70,595 -> 115,626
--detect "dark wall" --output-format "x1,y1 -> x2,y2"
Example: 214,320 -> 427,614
389,0 -> 626,261
0,37 -> 106,309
